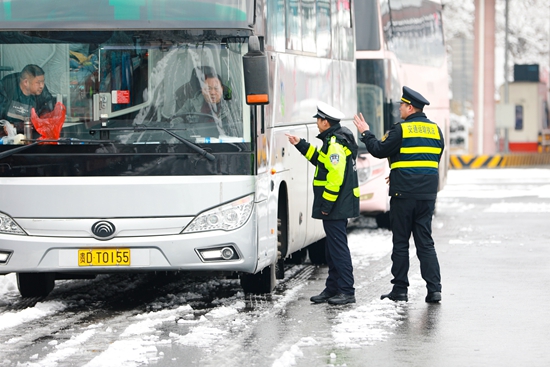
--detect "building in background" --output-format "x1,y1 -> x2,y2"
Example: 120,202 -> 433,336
498,64 -> 550,152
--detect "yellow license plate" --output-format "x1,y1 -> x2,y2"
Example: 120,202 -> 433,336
78,249 -> 131,266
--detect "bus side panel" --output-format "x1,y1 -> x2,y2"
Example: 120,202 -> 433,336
271,126 -> 311,254
268,52 -> 331,255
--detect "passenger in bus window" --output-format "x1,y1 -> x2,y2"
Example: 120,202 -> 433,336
353,86 -> 444,304
0,64 -> 55,137
286,102 -> 360,305
172,68 -> 241,138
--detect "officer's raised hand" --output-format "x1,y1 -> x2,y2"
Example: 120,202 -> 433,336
353,113 -> 370,134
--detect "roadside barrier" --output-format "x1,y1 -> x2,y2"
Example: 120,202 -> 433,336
450,153 -> 550,169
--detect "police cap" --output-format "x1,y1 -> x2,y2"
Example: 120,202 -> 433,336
401,86 -> 430,109
313,101 -> 345,122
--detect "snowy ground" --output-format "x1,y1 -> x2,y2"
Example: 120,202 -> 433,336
1,168 -> 549,367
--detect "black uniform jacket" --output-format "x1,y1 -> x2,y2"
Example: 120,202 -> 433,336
0,72 -> 54,135
359,112 -> 444,200
294,123 -> 360,220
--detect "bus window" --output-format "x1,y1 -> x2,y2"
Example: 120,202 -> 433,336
286,0 -> 302,51
335,0 -> 354,61
302,0 -> 317,54
317,0 -> 332,57
266,0 -> 286,52
355,0 -> 381,51
357,84 -> 384,140
382,0 -> 446,67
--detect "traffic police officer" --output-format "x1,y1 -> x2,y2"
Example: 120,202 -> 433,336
353,86 -> 444,303
287,102 -> 360,305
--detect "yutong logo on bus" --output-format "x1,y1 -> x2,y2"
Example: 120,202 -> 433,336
91,221 -> 116,240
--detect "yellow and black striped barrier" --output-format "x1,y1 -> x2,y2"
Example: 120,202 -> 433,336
450,153 -> 550,169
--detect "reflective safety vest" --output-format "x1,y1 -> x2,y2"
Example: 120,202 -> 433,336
308,136 -> 358,201
295,126 -> 360,220
391,121 -> 442,173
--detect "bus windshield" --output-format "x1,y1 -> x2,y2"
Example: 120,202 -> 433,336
0,31 -> 251,147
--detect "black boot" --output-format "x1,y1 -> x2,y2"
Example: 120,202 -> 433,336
310,290 -> 336,303
327,293 -> 356,305
380,291 -> 408,302
425,292 -> 442,303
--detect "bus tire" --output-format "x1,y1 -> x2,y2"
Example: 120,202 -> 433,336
375,212 -> 391,229
275,218 -> 286,279
239,263 -> 276,294
276,190 -> 289,279
307,238 -> 326,265
17,273 -> 55,298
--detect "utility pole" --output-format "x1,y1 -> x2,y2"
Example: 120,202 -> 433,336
473,0 -> 496,155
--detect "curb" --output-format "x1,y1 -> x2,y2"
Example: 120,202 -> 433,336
450,154 -> 550,169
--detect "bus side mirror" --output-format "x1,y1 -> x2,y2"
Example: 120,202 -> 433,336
243,36 -> 269,105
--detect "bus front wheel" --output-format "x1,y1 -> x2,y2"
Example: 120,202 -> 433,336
17,272 -> 56,298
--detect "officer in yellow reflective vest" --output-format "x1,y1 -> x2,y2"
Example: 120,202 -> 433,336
353,86 -> 444,303
287,102 -> 359,305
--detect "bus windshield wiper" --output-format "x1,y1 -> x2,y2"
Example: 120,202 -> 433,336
90,126 -> 216,161
0,138 -> 117,160
0,142 -> 39,160
161,128 -> 216,161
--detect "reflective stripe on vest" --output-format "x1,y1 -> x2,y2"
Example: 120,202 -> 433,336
391,121 -> 441,170
305,144 -> 316,160
313,136 -> 357,202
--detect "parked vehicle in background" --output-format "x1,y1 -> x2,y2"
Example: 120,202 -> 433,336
354,0 -> 450,228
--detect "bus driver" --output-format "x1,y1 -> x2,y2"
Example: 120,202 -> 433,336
0,64 -> 55,137
173,70 -> 242,138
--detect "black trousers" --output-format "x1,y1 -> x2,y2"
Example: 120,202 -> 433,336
389,197 -> 442,294
323,219 -> 355,296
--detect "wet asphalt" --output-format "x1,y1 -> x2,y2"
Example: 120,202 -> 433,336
193,168 -> 550,367
308,169 -> 550,367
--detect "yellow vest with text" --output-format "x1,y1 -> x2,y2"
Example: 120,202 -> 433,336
390,120 -> 442,173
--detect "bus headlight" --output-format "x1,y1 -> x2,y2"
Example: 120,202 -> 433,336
0,212 -> 26,235
182,194 -> 254,233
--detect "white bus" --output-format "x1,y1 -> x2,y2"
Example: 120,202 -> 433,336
0,0 -> 357,297
354,0 -> 450,227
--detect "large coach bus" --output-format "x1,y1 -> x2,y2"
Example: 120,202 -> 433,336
0,0 -> 356,297
354,0 -> 450,227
